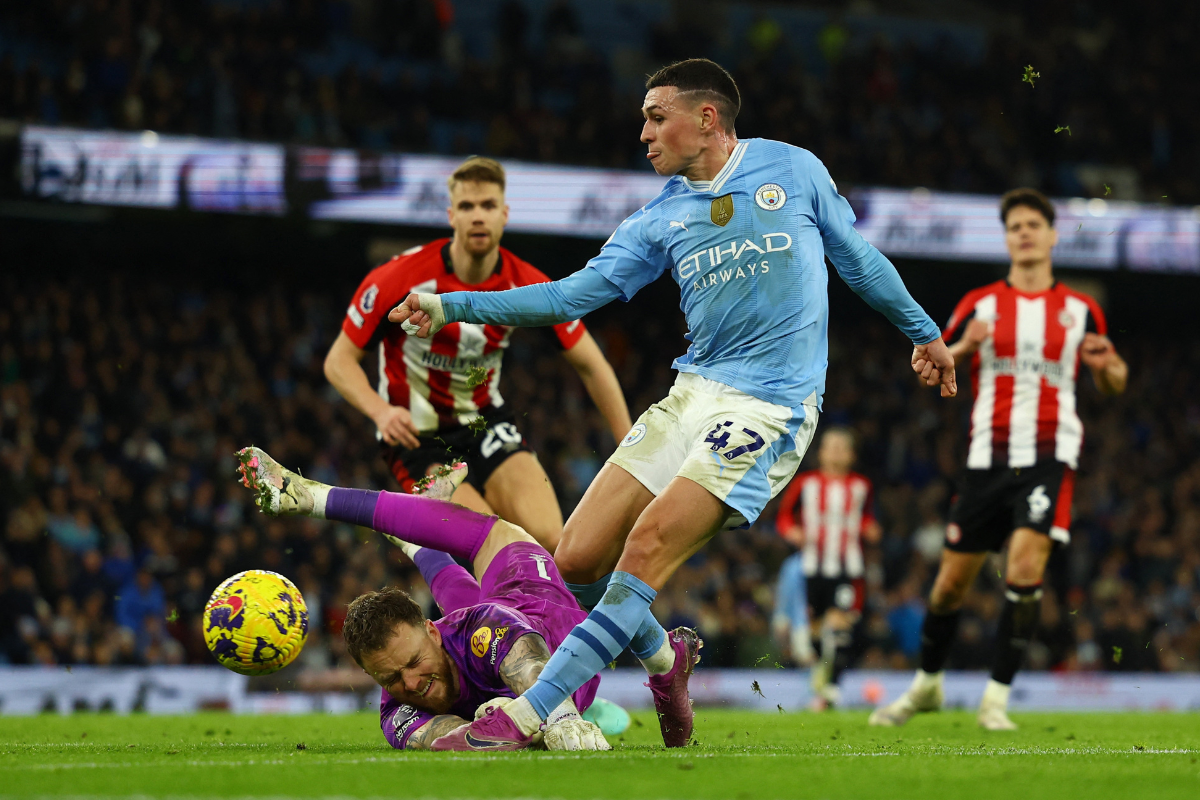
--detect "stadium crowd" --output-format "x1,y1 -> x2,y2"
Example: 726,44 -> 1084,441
1,270 -> 1198,675
0,0 -> 1196,203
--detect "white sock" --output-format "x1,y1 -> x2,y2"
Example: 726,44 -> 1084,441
638,635 -> 676,676
306,481 -> 330,518
545,698 -> 581,726
981,679 -> 1011,709
397,541 -> 421,560
911,669 -> 943,694
503,695 -> 544,737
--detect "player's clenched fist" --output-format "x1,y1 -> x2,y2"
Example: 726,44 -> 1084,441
388,293 -> 446,338
1080,332 -> 1115,368
911,336 -> 957,398
542,718 -> 611,751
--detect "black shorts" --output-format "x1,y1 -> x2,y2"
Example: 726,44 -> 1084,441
381,408 -> 532,494
946,461 -> 1076,553
807,576 -> 865,617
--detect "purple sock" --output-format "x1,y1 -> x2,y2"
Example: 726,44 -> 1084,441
324,488 -> 496,562
324,488 -> 379,528
413,549 -> 481,615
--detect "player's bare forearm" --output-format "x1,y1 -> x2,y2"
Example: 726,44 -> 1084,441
1093,353 -> 1128,395
324,332 -> 390,421
405,714 -> 472,750
564,332 -> 633,443
947,338 -> 979,365
498,633 -> 552,695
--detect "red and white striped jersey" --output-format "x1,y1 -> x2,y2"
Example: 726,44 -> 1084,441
776,471 -> 876,579
944,280 -> 1106,470
341,240 -> 586,434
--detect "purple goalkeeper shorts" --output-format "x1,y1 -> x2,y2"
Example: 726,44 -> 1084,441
479,541 -> 584,620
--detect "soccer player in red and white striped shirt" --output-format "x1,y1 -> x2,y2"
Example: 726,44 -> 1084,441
776,427 -> 881,709
871,188 -> 1127,731
324,157 -> 632,552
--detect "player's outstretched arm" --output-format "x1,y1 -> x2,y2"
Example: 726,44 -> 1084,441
405,714 -> 474,750
388,268 -> 624,338
324,331 -> 421,448
805,153 -> 954,396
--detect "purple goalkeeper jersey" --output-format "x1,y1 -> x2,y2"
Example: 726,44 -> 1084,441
380,596 -> 598,748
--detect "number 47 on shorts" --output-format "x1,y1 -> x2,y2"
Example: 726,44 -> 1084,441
704,421 -> 766,461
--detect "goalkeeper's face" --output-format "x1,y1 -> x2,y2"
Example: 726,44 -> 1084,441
448,181 -> 509,259
360,619 -> 460,715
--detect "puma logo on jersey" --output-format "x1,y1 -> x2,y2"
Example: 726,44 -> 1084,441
669,214 -> 690,232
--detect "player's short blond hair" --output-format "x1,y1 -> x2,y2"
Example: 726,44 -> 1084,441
447,156 -> 506,194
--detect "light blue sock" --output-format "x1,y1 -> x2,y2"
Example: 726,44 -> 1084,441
524,571 -> 656,719
567,573 -> 666,660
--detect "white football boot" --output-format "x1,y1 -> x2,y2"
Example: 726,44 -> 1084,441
868,670 -> 944,726
236,446 -> 324,517
412,461 -> 469,501
977,680 -> 1018,730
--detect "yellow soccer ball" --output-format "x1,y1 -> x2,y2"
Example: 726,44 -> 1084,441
203,570 -> 308,676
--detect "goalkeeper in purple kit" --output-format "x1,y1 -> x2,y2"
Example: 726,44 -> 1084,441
236,446 -> 617,751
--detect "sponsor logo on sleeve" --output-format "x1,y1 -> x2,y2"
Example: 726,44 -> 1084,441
755,183 -> 787,211
946,523 -> 962,544
360,284 -> 379,313
489,626 -> 509,665
347,304 -> 365,328
470,626 -> 492,657
393,706 -> 420,738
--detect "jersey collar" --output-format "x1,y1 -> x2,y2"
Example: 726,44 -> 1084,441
680,140 -> 749,195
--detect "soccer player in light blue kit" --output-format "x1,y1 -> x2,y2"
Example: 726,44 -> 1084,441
392,59 -> 957,750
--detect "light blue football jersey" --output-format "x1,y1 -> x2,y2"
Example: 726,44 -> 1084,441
438,138 -> 940,416
586,138 -> 939,412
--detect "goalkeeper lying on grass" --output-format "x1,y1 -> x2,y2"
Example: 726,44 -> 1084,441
237,446 -> 614,751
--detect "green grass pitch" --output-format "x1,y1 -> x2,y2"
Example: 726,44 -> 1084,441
2,710 -> 1198,799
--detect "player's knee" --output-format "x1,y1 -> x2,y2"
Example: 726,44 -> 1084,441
1006,557 -> 1045,586
553,540 -> 602,585
929,574 -> 969,613
489,519 -> 538,549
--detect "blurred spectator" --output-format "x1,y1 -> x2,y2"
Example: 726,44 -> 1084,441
0,1 -> 1197,201
1,262 -> 1199,674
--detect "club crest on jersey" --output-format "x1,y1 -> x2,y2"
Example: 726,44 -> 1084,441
360,284 -> 379,313
755,184 -> 787,211
621,423 -> 647,447
1058,309 -> 1076,329
711,194 -> 735,227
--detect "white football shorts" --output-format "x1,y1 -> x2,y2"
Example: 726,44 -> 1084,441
608,372 -> 818,528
